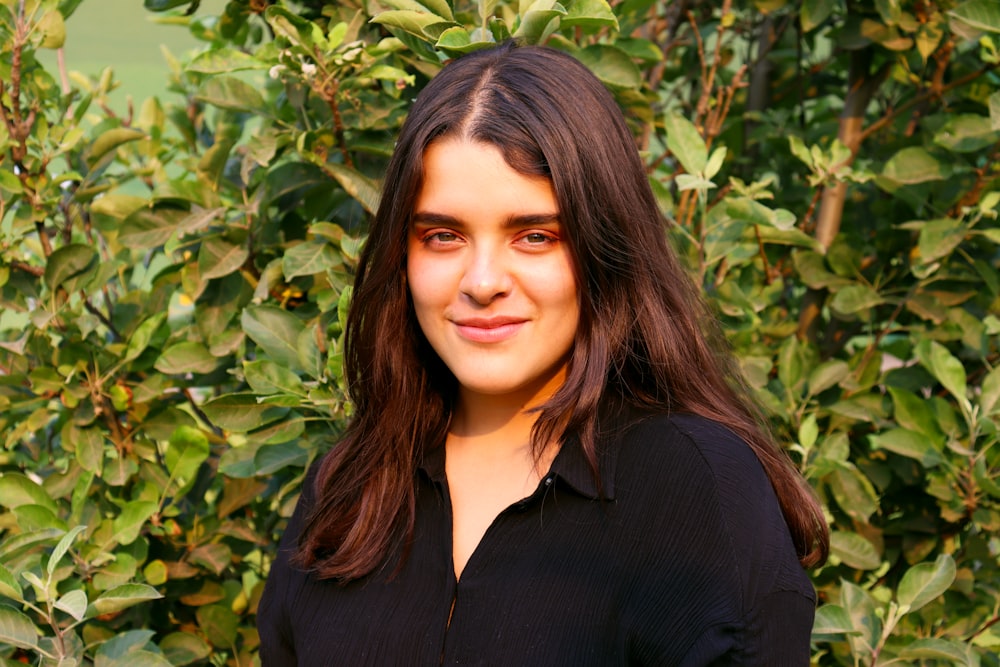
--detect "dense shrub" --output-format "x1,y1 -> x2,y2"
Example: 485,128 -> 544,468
1,0 -> 998,664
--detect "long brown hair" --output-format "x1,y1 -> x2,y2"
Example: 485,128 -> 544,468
295,42 -> 829,580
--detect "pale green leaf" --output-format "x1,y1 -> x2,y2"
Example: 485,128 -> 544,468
0,473 -> 59,513
0,562 -> 23,601
917,218 -> 966,265
881,147 -> 950,184
119,208 -> 186,249
808,360 -> 849,395
950,0 -> 1000,33
916,340 -> 969,411
160,631 -> 211,666
933,114 -> 998,152
202,393 -> 290,432
829,464 -> 879,522
512,1 -> 567,43
324,163 -> 381,215
198,237 -> 250,281
370,10 -> 456,40
244,360 -> 306,397
242,305 -> 307,371
165,426 -> 210,488
897,554 -> 956,614
47,525 -> 87,576
562,0 -> 618,30
55,589 -> 88,622
89,584 -> 163,615
664,113 -> 707,174
980,365 -> 1000,416
196,76 -> 265,113
869,429 -> 944,467
0,606 -> 39,650
86,128 -> 146,169
111,501 -> 158,546
255,441 -> 310,475
811,604 -> 858,636
830,284 -> 884,315
830,531 -> 881,570
185,48 -> 265,74
282,240 -> 339,280
124,313 -> 167,363
155,342 -> 219,375
899,638 -> 970,664
44,244 -> 97,292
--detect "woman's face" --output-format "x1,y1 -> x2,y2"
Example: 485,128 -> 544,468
407,137 -> 580,408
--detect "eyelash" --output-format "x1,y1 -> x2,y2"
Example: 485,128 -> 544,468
418,230 -> 559,248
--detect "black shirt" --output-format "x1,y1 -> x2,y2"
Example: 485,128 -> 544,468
257,413 -> 815,665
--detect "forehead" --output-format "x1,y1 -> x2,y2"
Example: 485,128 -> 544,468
413,138 -> 559,222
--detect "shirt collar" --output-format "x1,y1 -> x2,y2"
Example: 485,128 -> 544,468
417,409 -> 629,501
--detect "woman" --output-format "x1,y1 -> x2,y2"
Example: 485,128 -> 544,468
258,42 -> 828,665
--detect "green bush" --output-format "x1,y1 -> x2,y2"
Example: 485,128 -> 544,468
1,0 -> 998,665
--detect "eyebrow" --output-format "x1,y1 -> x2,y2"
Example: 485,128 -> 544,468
410,212 -> 561,228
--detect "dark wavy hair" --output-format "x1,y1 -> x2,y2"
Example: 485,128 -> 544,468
295,42 -> 829,580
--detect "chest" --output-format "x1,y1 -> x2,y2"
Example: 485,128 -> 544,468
281,479 -> 732,666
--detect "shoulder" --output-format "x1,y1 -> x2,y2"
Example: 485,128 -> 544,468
615,412 -> 768,492
613,412 -> 815,602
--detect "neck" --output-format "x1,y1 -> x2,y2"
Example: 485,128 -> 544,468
449,367 -> 567,459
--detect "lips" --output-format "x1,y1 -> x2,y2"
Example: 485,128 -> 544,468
452,316 -> 527,343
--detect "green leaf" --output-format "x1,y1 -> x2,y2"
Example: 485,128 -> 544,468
830,531 -> 881,570
513,0 -> 567,43
160,631 -> 212,666
0,606 -> 39,650
186,48 -> 266,74
0,169 -> 23,194
801,0 -> 836,32
808,360 -> 849,395
371,10 -> 457,40
0,473 -> 59,513
242,305 -> 307,372
255,441 -> 309,475
86,128 -> 146,169
244,360 -> 306,397
111,501 -> 158,546
981,364 -> 1000,416
324,163 -> 382,215
830,284 -> 883,315
840,581 -> 881,651
829,464 -> 879,522
562,0 -> 618,30
155,342 -> 219,375
915,340 -> 969,412
119,207 -> 186,249
90,584 -> 163,615
196,604 -> 240,648
898,638 -> 971,664
44,244 -> 97,292
282,240 -> 339,280
165,426 -> 210,489
811,604 -> 858,636
202,393 -> 290,432
950,0 -> 1000,33
37,9 -> 66,48
196,76 -> 265,113
933,114 -> 998,152
916,218 -> 966,265
664,113 -> 707,174
897,554 -> 956,614
869,429 -> 944,467
881,147 -> 950,184
198,236 -> 250,281
55,589 -> 88,622
48,525 -> 87,576
0,563 -> 23,601
124,313 -> 167,363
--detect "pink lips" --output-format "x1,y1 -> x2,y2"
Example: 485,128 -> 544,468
452,317 -> 527,343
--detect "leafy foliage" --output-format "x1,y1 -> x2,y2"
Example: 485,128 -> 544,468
0,0 -> 998,664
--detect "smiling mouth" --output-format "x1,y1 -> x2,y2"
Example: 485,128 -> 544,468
452,318 -> 526,343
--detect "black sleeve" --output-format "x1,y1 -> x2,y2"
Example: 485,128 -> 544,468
256,463 -> 319,666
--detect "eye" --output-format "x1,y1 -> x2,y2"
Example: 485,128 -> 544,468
515,230 -> 559,248
420,230 -> 463,248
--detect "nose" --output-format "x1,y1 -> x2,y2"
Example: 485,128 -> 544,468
459,244 -> 512,305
